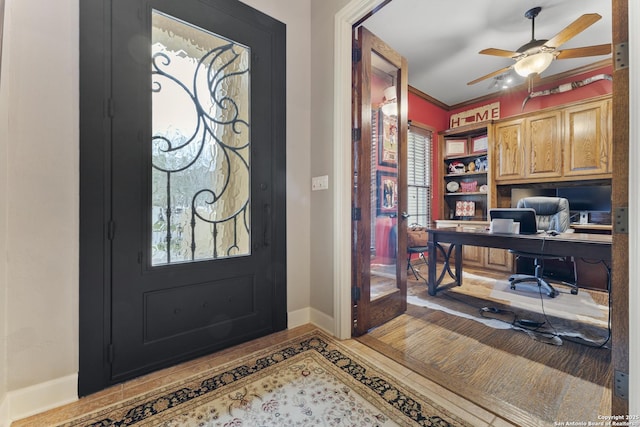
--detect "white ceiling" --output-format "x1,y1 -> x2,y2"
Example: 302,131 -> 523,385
361,0 -> 612,106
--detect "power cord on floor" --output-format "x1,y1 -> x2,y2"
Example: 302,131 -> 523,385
440,285 -> 610,349
443,291 -> 546,330
526,256 -> 612,349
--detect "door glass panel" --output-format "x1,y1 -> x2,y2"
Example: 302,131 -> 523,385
370,51 -> 398,301
151,10 -> 250,266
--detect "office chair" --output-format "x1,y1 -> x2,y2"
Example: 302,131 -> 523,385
508,196 -> 578,297
407,225 -> 428,280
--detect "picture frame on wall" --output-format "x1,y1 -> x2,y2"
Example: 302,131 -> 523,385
445,139 -> 467,157
471,135 -> 488,154
378,111 -> 398,167
376,170 -> 398,216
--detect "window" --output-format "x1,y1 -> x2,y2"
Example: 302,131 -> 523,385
407,123 -> 432,226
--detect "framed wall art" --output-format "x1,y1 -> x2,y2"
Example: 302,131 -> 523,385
444,139 -> 467,157
376,170 -> 398,215
471,135 -> 488,154
378,111 -> 398,166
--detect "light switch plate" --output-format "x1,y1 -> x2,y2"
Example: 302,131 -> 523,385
312,175 -> 329,191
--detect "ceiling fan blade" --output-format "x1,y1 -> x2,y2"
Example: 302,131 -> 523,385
555,44 -> 612,59
467,66 -> 513,86
479,48 -> 519,58
544,13 -> 602,49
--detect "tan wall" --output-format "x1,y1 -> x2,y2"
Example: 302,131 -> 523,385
0,0 -> 7,415
308,0 -> 353,322
239,0 -> 313,318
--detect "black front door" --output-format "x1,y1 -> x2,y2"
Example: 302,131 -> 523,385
80,0 -> 286,394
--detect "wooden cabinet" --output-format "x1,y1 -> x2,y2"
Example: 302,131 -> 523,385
493,119 -> 525,181
462,245 -> 513,273
434,97 -> 612,275
492,96 -> 612,185
527,111 -> 563,179
563,98 -> 612,177
493,111 -> 563,182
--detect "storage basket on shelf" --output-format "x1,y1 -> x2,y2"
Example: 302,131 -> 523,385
460,180 -> 478,192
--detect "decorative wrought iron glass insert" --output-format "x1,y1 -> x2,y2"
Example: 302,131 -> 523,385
151,10 -> 250,266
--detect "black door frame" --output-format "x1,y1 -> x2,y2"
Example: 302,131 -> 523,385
79,0 -> 287,396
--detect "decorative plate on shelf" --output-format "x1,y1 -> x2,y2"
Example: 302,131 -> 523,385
446,181 -> 459,193
479,184 -> 488,193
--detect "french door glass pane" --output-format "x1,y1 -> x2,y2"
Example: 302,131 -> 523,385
370,51 -> 398,301
151,10 -> 251,266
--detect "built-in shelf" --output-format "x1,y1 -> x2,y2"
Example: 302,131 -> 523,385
444,192 -> 486,197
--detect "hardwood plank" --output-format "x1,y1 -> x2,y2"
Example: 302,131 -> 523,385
358,267 -> 611,426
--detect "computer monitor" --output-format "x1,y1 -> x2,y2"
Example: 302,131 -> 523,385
556,185 -> 612,212
489,208 -> 539,234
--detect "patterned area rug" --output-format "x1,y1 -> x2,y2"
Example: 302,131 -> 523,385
63,332 -> 470,426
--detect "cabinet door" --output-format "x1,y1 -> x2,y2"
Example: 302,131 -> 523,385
485,248 -> 513,272
526,112 -> 562,179
493,120 -> 525,181
563,100 -> 611,177
604,99 -> 613,174
462,245 -> 484,268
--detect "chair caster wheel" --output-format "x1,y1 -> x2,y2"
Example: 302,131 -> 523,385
571,289 -> 578,295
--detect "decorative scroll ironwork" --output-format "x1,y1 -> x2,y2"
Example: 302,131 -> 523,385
151,10 -> 250,266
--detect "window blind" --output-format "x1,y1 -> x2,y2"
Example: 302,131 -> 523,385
407,125 -> 432,227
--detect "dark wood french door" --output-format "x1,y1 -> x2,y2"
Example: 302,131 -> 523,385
79,0 -> 286,395
352,26 -> 408,336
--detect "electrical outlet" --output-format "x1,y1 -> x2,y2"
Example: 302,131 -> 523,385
312,175 -> 329,191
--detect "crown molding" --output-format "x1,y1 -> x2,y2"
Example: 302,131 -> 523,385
412,59 -> 613,111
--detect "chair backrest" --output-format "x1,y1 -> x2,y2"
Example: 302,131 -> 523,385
516,196 -> 570,232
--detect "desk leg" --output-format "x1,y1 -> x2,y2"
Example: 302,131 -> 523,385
427,240 -> 437,296
439,244 -> 456,283
427,240 -> 459,296
454,244 -> 463,286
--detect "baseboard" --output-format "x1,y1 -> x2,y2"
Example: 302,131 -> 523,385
5,374 -> 77,424
288,307 -> 311,330
309,307 -> 334,335
0,394 -> 9,427
288,307 -> 334,336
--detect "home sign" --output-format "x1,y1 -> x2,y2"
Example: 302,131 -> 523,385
449,102 -> 500,128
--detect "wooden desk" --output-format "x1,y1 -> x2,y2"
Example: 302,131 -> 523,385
570,223 -> 613,235
426,227 -> 612,296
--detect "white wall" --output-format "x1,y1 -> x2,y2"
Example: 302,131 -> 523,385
0,0 -> 314,422
2,0 -> 79,394
0,0 -> 80,421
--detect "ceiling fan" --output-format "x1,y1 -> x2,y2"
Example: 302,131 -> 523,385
467,6 -> 611,86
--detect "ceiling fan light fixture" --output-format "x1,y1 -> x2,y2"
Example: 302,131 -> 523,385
514,51 -> 554,77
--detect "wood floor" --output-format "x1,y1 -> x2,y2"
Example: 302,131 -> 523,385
360,266 -> 612,427
12,268 -> 610,427
12,324 -> 515,427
